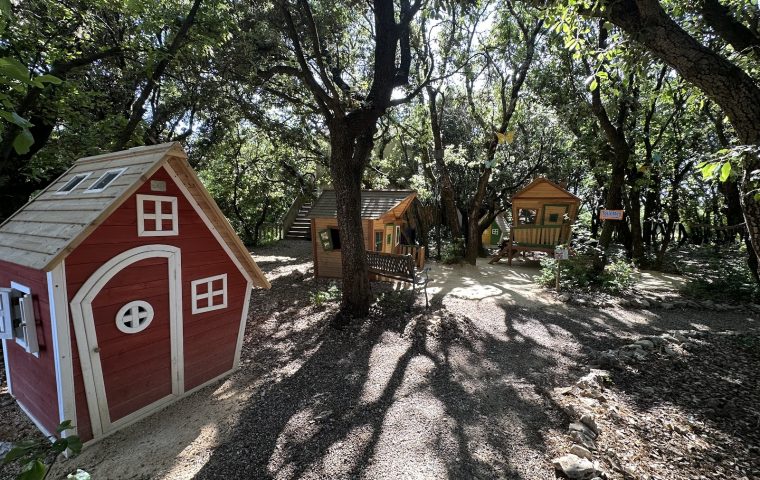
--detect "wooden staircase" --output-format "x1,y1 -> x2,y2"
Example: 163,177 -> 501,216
285,202 -> 313,240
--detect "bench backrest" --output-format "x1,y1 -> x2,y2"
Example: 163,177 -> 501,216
366,250 -> 415,282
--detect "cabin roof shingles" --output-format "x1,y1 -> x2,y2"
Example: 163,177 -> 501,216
308,190 -> 415,219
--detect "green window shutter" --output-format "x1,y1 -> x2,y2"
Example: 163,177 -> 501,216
318,229 -> 333,251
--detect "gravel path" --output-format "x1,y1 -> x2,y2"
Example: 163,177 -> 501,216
4,240 -> 758,479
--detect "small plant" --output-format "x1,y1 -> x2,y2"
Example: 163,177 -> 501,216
537,255 -> 636,294
2,421 -> 84,480
310,283 -> 341,307
441,238 -> 465,264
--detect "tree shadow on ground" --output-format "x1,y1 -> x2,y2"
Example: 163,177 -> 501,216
192,278 -> 568,479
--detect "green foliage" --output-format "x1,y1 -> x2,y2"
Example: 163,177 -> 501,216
441,238 -> 465,264
678,246 -> 760,303
538,256 -> 636,294
310,283 -> 341,308
2,421 -> 83,480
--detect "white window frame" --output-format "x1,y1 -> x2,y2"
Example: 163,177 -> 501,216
9,282 -> 39,357
137,194 -> 179,237
191,274 -> 228,314
115,300 -> 155,334
85,167 -> 128,193
55,172 -> 92,195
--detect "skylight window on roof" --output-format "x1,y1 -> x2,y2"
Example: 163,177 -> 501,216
55,172 -> 92,194
85,167 -> 128,193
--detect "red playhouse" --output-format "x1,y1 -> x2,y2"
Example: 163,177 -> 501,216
0,143 -> 270,443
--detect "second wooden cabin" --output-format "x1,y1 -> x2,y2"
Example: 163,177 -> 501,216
308,190 -> 423,278
507,178 -> 580,264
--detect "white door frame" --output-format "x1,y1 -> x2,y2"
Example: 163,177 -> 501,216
69,245 -> 183,439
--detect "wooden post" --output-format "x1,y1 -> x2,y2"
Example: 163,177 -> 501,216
556,257 -> 561,292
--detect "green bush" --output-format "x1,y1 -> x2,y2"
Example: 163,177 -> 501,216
2,421 -> 84,480
441,238 -> 465,264
678,246 -> 759,302
310,283 -> 341,307
537,255 -> 636,294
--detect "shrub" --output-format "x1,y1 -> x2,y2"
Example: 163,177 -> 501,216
310,283 -> 341,307
537,255 -> 636,294
678,246 -> 759,302
441,238 -> 465,264
2,421 -> 84,480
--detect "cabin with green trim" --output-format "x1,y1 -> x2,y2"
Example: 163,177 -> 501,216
507,178 -> 580,264
307,190 -> 423,278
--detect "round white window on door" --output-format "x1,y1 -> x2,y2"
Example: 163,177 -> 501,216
115,300 -> 154,334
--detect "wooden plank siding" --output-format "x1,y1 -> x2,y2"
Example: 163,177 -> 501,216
0,260 -> 60,436
64,166 -> 249,441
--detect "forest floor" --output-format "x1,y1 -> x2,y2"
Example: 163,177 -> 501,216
1,240 -> 758,479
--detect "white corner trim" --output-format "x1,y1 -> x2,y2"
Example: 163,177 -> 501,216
190,274 -> 227,315
69,244 -> 183,439
2,338 -> 11,396
47,262 -> 77,438
233,281 -> 253,369
163,164 -> 254,285
137,194 -> 179,237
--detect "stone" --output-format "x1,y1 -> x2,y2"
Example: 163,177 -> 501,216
663,345 -> 678,356
636,298 -> 650,308
577,369 -> 610,389
580,413 -> 599,435
596,352 -> 619,369
570,421 -> 598,439
570,444 -> 593,460
571,430 -> 597,450
552,454 -> 596,479
661,302 -> 675,310
632,349 -> 648,361
672,332 -> 688,343
682,341 -> 698,352
559,293 -> 571,302
554,386 -> 573,396
0,441 -> 11,460
634,339 -> 654,350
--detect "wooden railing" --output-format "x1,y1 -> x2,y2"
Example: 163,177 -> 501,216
510,224 -> 569,248
395,244 -> 425,269
259,223 -> 284,244
281,195 -> 308,236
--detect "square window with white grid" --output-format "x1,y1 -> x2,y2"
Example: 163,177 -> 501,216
191,274 -> 228,314
137,194 -> 178,236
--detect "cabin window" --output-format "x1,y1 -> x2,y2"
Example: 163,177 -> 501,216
329,228 -> 341,250
492,228 -> 499,236
85,167 -> 128,193
137,194 -> 179,237
374,231 -> 383,251
191,274 -> 228,314
517,208 -> 537,224
0,283 -> 39,356
548,213 -> 559,223
56,172 -> 92,194
115,300 -> 154,334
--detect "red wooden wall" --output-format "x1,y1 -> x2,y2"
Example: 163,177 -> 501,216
65,167 -> 248,441
0,260 -> 59,436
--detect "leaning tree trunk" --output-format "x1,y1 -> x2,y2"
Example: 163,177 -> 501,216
329,118 -> 374,317
427,87 -> 461,239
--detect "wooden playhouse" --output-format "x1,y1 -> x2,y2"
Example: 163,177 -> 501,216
506,178 -> 580,265
308,189 -> 424,278
0,143 -> 270,443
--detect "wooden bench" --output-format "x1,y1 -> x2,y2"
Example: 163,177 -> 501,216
366,250 -> 430,309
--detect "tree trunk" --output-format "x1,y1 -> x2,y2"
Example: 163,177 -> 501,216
627,168 -> 645,264
426,87 -> 461,238
329,118 -> 374,317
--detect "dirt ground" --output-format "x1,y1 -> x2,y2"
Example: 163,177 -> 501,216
2,240 -> 758,479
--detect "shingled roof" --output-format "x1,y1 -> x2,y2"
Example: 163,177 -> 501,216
0,143 -> 270,288
308,190 -> 416,219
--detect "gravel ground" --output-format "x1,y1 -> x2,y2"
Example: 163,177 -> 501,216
2,240 -> 759,479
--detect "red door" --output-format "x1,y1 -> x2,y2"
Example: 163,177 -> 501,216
90,257 -> 172,423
